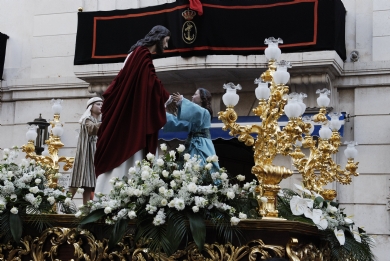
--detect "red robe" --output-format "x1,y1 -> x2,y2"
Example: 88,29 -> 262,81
94,46 -> 170,176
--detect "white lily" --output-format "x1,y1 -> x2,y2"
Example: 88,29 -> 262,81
294,184 -> 311,196
317,214 -> 328,230
350,225 -> 362,243
290,195 -> 308,216
334,228 -> 345,245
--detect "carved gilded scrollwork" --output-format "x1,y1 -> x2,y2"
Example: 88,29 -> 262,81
0,227 -> 294,261
286,237 -> 331,261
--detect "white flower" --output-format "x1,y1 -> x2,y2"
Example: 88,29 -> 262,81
205,163 -> 213,170
211,155 -> 219,162
236,175 -> 245,181
75,211 -> 82,218
174,198 -> 185,211
146,153 -> 155,161
7,171 -> 13,179
176,144 -> 185,153
156,158 -> 164,166
10,194 -> 17,201
334,228 -> 345,245
141,171 -> 150,180
230,216 -> 240,226
309,209 -> 322,224
192,206 -> 199,213
344,217 -> 354,225
10,207 -> 18,214
128,210 -> 137,219
54,172 -> 62,178
317,214 -> 328,230
76,188 -> 85,194
187,182 -> 198,193
326,204 -> 338,214
350,225 -> 362,243
170,180 -> 177,188
128,167 -> 136,175
64,198 -> 72,206
294,184 -> 311,196
104,207 -> 112,214
162,170 -> 169,177
239,212 -> 247,219
172,170 -> 181,178
29,186 -> 40,194
159,187 -> 166,194
133,189 -> 142,197
35,178 -> 42,184
226,191 -> 235,199
3,148 -> 9,155
160,199 -> 168,206
183,153 -> 191,161
160,143 -> 167,151
290,196 -> 307,216
47,196 -> 55,205
220,173 -> 228,180
169,150 -> 176,160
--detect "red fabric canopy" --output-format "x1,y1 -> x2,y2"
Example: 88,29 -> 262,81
94,46 -> 170,176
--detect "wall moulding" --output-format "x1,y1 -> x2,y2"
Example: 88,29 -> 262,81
74,51 -> 343,96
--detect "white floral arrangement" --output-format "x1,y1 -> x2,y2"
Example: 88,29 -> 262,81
77,143 -> 258,254
278,184 -> 375,260
0,147 -> 72,243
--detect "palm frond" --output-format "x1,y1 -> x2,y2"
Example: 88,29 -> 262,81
0,211 -> 12,243
136,215 -> 171,255
165,209 -> 188,256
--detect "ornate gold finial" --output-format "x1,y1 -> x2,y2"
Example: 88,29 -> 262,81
182,8 -> 196,21
78,7 -> 83,12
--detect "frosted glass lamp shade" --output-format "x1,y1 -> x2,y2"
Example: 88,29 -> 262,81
344,142 -> 358,159
26,126 -> 38,141
265,43 -> 281,60
273,66 -> 290,85
255,82 -> 270,100
222,89 -> 240,107
284,100 -> 301,118
264,37 -> 283,60
52,124 -> 64,137
319,125 -> 332,139
51,99 -> 63,114
316,89 -> 331,107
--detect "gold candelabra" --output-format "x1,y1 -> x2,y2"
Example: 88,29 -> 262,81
218,37 -> 359,218
22,99 -> 74,188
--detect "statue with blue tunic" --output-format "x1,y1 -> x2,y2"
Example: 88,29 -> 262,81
164,88 -> 220,172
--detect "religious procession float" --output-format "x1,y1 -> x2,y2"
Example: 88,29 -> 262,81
0,37 -> 375,260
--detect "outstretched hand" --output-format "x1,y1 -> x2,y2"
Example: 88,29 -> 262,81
172,92 -> 182,103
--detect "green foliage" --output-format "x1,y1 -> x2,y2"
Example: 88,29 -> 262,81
9,212 -> 23,243
79,208 -> 106,225
186,211 -> 206,252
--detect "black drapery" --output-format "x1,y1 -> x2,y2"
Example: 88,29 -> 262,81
74,0 -> 346,65
0,32 -> 9,80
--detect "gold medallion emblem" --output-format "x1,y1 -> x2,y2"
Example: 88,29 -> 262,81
182,9 -> 197,44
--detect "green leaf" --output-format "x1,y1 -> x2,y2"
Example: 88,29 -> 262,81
79,208 -> 106,225
314,196 -> 324,206
186,211 -> 206,252
108,218 -> 128,250
166,210 -> 188,256
10,213 -> 23,243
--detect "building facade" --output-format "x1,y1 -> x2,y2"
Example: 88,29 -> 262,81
0,0 -> 389,259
